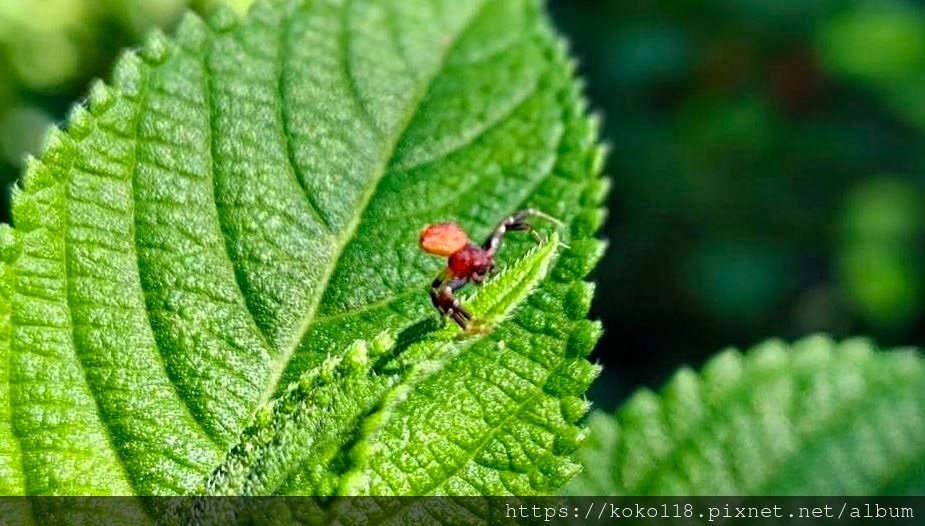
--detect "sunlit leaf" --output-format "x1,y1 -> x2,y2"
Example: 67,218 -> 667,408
0,0 -> 605,501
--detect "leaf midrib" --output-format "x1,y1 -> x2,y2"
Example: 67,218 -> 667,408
259,0 -> 490,407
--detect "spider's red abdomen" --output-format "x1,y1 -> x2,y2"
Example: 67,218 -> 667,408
448,244 -> 490,278
419,222 -> 470,257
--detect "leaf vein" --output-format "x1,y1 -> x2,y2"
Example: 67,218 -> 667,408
59,121 -> 137,491
339,0 -> 381,135
261,0 -> 491,405
389,78 -> 542,174
201,33 -> 276,361
128,60 -> 223,451
4,282 -> 28,497
278,13 -> 333,230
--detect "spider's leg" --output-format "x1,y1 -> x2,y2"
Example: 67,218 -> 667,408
430,271 -> 472,328
450,307 -> 471,328
482,208 -> 563,256
429,270 -> 451,311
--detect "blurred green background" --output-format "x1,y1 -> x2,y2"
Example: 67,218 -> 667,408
0,0 -> 252,214
548,0 -> 925,408
1,0 -> 924,411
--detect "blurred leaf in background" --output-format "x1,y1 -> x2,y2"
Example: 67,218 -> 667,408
0,0 -> 254,220
549,0 -> 925,409
838,177 -> 925,331
819,1 -> 925,83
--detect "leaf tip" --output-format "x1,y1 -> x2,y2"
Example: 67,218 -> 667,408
18,157 -> 50,194
836,336 -> 878,357
563,281 -> 594,320
40,126 -> 74,164
582,175 -> 611,208
370,330 -> 396,358
590,138 -> 610,175
553,423 -> 587,455
662,366 -> 702,404
701,347 -> 746,389
747,338 -> 792,371
620,387 -> 662,425
343,340 -> 370,370
466,231 -> 561,323
789,334 -> 839,368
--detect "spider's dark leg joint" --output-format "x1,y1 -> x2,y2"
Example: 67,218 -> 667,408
431,275 -> 471,328
450,303 -> 472,328
484,208 -> 559,254
512,208 -> 538,223
430,276 -> 447,311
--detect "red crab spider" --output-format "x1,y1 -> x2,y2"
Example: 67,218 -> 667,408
419,208 -> 561,329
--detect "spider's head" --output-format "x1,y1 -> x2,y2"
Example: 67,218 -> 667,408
419,222 -> 470,257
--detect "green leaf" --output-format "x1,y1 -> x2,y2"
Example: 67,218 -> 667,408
205,235 -> 563,500
557,410 -> 616,496
0,0 -> 605,497
563,336 -> 925,495
0,225 -> 24,495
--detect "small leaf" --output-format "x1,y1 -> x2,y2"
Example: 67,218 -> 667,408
203,334 -> 394,497
564,336 -> 925,495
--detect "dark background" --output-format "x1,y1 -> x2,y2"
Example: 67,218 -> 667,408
2,0 -> 924,411
548,0 -> 925,409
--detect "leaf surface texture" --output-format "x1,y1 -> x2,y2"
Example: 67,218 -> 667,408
564,336 -> 925,495
0,0 -> 606,500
